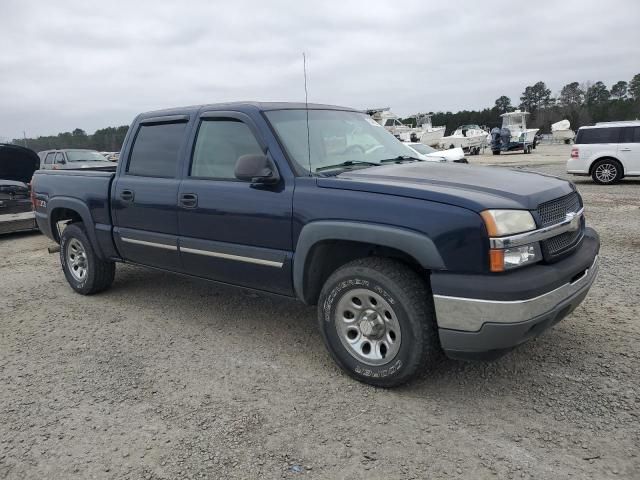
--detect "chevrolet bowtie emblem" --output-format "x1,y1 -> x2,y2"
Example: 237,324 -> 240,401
566,211 -> 580,231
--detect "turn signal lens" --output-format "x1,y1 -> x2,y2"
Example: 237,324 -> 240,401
489,249 -> 505,272
570,147 -> 579,159
490,243 -> 542,272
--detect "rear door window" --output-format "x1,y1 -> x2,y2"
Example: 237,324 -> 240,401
620,126 -> 640,143
127,122 -> 187,177
577,127 -> 620,144
44,153 -> 55,165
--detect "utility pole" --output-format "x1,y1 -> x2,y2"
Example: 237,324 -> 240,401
23,131 -> 27,147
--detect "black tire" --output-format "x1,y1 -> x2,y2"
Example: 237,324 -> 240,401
60,223 -> 115,295
591,158 -> 623,185
317,257 -> 440,387
492,150 -> 501,155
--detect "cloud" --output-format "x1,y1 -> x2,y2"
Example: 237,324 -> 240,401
0,0 -> 638,140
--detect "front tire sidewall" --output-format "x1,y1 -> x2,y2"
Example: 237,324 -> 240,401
60,225 -> 97,294
592,160 -> 622,185
319,273 -> 423,386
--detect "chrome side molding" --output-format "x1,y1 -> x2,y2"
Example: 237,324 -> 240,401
121,237 -> 177,251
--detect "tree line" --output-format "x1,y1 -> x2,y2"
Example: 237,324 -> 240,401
12,125 -> 129,153
406,74 -> 640,135
11,73 -> 640,151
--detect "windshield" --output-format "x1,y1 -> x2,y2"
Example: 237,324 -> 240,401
408,143 -> 436,154
265,109 -> 418,174
65,150 -> 108,162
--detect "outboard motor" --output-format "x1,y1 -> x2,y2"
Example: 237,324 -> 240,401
500,127 -> 511,150
490,127 -> 502,151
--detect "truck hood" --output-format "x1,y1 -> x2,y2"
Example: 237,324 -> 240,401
319,162 -> 574,211
0,144 -> 39,183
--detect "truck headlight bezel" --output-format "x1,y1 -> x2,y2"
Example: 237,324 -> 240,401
489,243 -> 542,272
481,209 -> 541,272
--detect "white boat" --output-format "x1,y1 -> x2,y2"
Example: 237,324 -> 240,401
439,124 -> 487,151
367,109 -> 445,146
500,110 -> 539,144
551,119 -> 575,143
401,114 -> 446,146
367,108 -> 412,138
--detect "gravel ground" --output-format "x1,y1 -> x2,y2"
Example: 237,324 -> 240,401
1,144 -> 639,479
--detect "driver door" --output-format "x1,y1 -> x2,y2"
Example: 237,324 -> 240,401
177,111 -> 294,295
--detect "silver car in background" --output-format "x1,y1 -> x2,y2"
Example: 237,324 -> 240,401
39,149 -> 116,170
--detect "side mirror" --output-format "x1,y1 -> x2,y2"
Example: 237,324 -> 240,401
58,158 -> 66,165
234,154 -> 280,184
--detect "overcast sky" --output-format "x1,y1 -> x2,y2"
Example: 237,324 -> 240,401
1,0 -> 638,140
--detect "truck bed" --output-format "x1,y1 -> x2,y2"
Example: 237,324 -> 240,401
32,169 -> 116,241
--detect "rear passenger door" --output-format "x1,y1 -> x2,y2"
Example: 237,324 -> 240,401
112,117 -> 189,271
619,126 -> 640,175
177,111 -> 294,295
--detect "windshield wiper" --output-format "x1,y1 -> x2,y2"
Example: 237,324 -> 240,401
379,155 -> 422,163
315,160 -> 380,172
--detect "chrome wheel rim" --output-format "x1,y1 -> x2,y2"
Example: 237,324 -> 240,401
67,238 -> 88,282
334,288 -> 401,366
595,163 -> 617,183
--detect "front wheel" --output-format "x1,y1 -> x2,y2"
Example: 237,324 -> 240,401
317,258 -> 440,387
60,223 -> 115,294
592,159 -> 623,185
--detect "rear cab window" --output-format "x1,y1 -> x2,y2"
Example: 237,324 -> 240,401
126,122 -> 187,177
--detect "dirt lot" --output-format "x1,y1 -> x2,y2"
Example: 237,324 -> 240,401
1,144 -> 639,479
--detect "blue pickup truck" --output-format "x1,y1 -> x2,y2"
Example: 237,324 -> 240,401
32,102 -> 600,387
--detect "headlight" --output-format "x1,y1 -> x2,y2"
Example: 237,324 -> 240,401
481,210 -> 540,272
489,243 -> 542,272
480,209 -> 536,236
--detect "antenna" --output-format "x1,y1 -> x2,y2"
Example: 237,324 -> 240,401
303,52 -> 311,174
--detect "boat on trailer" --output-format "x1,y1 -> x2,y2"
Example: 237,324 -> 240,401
490,110 -> 539,155
551,119 -> 575,143
438,124 -> 487,155
402,113 -> 446,146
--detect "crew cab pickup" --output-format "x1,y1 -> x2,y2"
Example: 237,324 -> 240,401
32,102 -> 600,387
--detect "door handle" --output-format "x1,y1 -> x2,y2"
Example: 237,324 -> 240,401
120,190 -> 134,201
179,193 -> 198,208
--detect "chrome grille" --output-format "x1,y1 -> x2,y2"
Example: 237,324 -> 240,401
537,192 -> 581,227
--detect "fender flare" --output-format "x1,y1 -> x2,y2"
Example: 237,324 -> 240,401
293,221 -> 445,301
47,197 -> 105,259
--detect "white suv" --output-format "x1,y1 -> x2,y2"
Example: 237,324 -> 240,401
566,121 -> 640,184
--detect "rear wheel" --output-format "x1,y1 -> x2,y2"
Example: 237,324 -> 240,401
317,257 -> 440,387
60,223 -> 115,294
492,150 -> 501,155
591,158 -> 622,185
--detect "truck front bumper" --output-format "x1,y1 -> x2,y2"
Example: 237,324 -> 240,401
431,228 -> 600,360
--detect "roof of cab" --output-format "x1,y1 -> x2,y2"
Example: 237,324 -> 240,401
137,101 -> 359,119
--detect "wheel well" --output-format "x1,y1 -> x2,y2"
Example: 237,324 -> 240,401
589,157 -> 624,176
301,240 -> 426,305
50,208 -> 82,242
